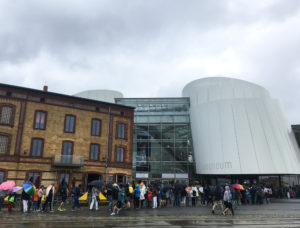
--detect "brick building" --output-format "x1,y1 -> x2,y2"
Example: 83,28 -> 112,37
0,83 -> 134,191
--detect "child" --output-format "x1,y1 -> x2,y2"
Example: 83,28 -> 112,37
8,192 -> 16,212
33,188 -> 40,212
147,189 -> 153,208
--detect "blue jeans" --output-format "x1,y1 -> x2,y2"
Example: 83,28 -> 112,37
107,195 -> 113,211
72,196 -> 80,209
186,197 -> 190,207
174,195 -> 179,207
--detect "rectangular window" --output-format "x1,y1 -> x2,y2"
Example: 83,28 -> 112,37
108,175 -> 113,183
65,115 -> 75,133
0,135 -> 9,154
27,172 -> 40,187
59,173 -> 70,186
34,111 -> 46,129
90,144 -> 100,161
0,171 -> 4,184
62,141 -> 73,164
116,147 -> 124,162
91,119 -> 101,136
117,123 -> 126,139
31,138 -> 43,157
0,106 -> 12,125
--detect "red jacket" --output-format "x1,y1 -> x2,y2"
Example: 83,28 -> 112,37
147,191 -> 153,201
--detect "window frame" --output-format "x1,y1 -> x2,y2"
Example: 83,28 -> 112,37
0,132 -> 11,155
64,115 -> 76,133
90,143 -> 100,161
91,118 -> 101,136
26,170 -> 42,187
62,140 -> 74,156
0,103 -> 15,127
0,169 -> 7,184
116,122 -> 127,140
33,110 -> 47,130
116,146 -> 125,162
30,138 -> 44,157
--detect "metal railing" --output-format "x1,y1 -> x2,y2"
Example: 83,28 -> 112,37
52,155 -> 84,167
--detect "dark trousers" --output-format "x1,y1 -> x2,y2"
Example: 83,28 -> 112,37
224,201 -> 234,215
72,196 -> 80,209
8,202 -> 13,211
43,196 -> 53,211
0,197 -> 4,211
146,200 -> 151,208
134,196 -> 139,208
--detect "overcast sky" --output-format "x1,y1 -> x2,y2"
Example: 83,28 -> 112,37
0,0 -> 299,124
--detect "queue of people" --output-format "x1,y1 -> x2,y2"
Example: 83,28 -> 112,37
0,180 -> 277,216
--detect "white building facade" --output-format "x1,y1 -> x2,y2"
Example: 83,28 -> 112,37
182,77 -> 300,176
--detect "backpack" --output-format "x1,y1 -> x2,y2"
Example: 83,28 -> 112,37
228,190 -> 232,200
72,187 -> 77,195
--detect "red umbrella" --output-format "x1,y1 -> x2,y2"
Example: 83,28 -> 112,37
0,181 -> 15,190
232,184 -> 244,190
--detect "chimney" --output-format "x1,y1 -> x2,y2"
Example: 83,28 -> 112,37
43,85 -> 48,92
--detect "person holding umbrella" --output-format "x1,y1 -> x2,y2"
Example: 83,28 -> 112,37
0,180 -> 15,212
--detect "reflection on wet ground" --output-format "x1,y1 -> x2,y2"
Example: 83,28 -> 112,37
1,199 -> 300,227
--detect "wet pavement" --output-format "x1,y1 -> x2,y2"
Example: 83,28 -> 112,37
1,199 -> 300,227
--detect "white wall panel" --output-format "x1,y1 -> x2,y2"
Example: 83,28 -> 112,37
183,77 -> 300,175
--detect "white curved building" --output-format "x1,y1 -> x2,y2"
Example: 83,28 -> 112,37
74,90 -> 123,103
182,77 -> 300,175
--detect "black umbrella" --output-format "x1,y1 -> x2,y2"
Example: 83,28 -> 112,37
88,180 -> 103,187
174,183 -> 185,190
162,184 -> 173,191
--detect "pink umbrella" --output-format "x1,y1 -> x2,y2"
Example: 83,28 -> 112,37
9,186 -> 22,193
0,181 -> 15,190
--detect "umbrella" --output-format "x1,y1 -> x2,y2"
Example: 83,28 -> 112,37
162,184 -> 172,191
232,184 -> 244,190
88,180 -> 103,187
0,181 -> 15,190
9,186 -> 22,193
23,182 -> 36,196
174,183 -> 185,190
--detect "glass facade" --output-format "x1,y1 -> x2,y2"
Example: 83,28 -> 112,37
116,98 -> 194,183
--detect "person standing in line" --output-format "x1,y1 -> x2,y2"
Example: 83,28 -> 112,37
0,190 -> 7,212
32,188 -> 40,212
58,182 -> 68,211
134,184 -> 140,209
199,185 -> 204,206
139,182 -> 146,208
152,188 -> 158,209
146,189 -> 153,208
106,187 -> 113,211
37,186 -> 44,211
7,192 -> 16,212
43,184 -> 55,212
89,186 -> 99,211
72,184 -> 81,211
21,190 -> 30,213
223,186 -> 234,216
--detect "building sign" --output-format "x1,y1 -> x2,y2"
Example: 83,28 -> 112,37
162,173 -> 175,178
136,173 -> 149,178
175,173 -> 188,179
162,173 -> 189,179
